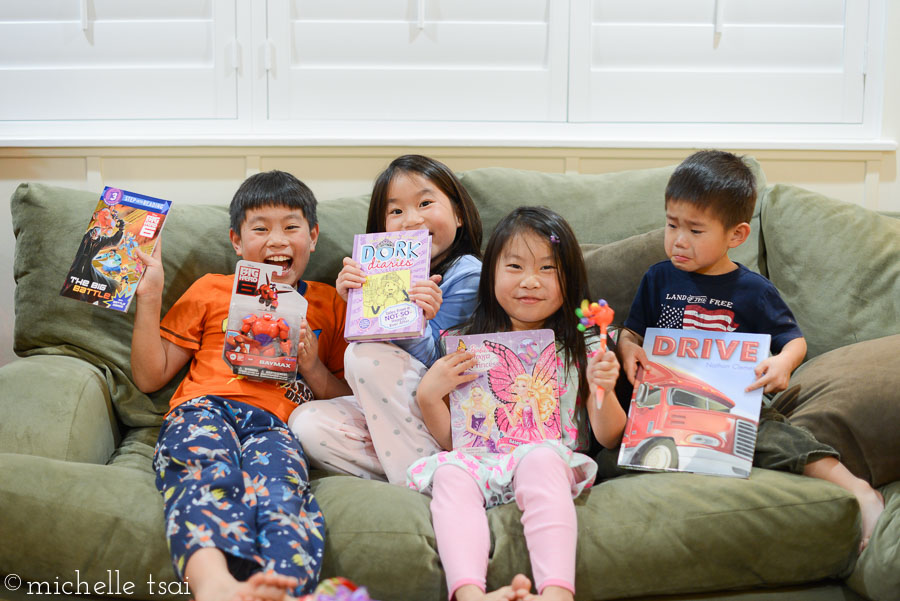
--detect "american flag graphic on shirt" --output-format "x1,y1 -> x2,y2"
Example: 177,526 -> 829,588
657,304 -> 739,332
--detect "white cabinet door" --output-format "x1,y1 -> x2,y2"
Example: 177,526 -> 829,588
569,0 -> 869,124
265,0 -> 569,122
0,0 -> 238,121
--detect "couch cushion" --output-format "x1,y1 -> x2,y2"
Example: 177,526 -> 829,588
10,183 -> 368,426
494,468 -> 857,599
0,441 -> 858,601
0,355 -> 118,464
11,184 -> 237,425
772,334 -> 900,489
582,229 -> 668,325
847,480 -> 900,601
458,158 -> 765,273
760,184 -> 900,360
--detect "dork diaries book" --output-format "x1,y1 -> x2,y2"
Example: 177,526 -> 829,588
344,229 -> 431,342
60,187 -> 172,312
617,328 -> 771,478
223,260 -> 308,382
443,329 -> 559,454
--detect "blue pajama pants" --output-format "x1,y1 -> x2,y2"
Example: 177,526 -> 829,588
153,396 -> 324,595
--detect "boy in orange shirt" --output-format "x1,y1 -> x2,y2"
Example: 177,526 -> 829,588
131,171 -> 350,601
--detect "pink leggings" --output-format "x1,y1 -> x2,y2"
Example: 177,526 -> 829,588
429,447 -> 578,599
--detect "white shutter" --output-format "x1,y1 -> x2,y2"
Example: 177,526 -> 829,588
266,0 -> 569,122
0,0 -> 237,121
569,0 -> 868,124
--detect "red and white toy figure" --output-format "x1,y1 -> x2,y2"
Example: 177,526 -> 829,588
223,260 -> 308,382
226,313 -> 292,357
256,273 -> 279,310
575,299 -> 615,408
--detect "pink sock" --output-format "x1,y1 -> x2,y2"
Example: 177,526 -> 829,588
513,447 -> 578,594
430,465 -> 490,600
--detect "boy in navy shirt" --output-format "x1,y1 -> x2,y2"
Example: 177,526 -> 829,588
618,150 -> 883,550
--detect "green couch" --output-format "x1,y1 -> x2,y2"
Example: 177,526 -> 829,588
2,160 -> 899,601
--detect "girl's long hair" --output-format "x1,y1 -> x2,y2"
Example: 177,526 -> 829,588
465,206 -> 593,403
366,154 -> 483,278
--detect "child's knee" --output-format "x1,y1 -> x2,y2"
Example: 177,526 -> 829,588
518,446 -> 567,476
288,403 -> 324,447
514,447 -> 574,499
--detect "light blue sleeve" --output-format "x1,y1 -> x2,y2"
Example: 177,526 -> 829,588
394,254 -> 482,367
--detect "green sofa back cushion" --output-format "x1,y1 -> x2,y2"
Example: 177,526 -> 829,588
582,229 -> 668,324
760,184 -> 900,360
458,159 -> 765,274
10,183 -> 369,426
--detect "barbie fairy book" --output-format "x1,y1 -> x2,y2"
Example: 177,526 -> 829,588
344,229 -> 431,342
617,328 -> 770,478
443,329 -> 559,454
60,186 -> 172,312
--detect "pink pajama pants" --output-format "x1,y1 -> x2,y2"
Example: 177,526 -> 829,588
289,342 -> 442,485
430,446 -> 578,599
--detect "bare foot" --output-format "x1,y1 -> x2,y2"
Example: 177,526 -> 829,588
454,575 -> 533,601
857,487 -> 885,552
509,574 -> 532,598
193,571 -> 298,601
516,581 -> 574,601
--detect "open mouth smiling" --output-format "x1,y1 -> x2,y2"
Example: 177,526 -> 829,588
265,255 -> 293,273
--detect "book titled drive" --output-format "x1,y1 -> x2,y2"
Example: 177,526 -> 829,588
344,229 -> 431,342
617,328 -> 771,478
443,329 -> 559,454
60,186 -> 172,312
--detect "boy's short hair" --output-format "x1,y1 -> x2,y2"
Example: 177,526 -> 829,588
230,170 -> 318,233
665,150 -> 756,229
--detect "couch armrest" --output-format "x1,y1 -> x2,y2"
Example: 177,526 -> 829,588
0,355 -> 119,464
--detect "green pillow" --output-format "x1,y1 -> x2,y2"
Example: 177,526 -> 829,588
760,184 -> 900,360
11,184 -> 237,426
582,229 -> 668,325
772,334 -> 900,489
458,158 -> 765,272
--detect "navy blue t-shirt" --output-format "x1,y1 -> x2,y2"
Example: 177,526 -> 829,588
624,261 -> 802,354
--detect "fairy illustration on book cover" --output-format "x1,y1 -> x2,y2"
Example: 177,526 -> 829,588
447,330 -> 560,453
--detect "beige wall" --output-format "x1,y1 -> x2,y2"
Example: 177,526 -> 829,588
2,5 -> 898,367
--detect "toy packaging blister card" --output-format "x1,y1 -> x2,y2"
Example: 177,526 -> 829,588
223,260 -> 308,382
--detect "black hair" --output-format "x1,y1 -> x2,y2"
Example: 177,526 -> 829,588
665,150 -> 756,229
465,206 -> 593,404
366,155 -> 482,278
230,170 -> 317,234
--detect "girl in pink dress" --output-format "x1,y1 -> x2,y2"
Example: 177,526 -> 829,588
407,207 -> 628,601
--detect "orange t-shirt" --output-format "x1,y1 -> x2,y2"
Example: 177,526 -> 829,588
160,274 -> 348,423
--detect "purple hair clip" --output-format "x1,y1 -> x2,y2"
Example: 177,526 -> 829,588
549,234 -> 560,244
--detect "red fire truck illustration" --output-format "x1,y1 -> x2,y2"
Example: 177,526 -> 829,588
619,361 -> 758,477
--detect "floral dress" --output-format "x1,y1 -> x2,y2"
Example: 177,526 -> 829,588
407,334 -> 601,508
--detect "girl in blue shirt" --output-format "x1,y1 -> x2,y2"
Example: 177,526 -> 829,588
291,155 -> 483,484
